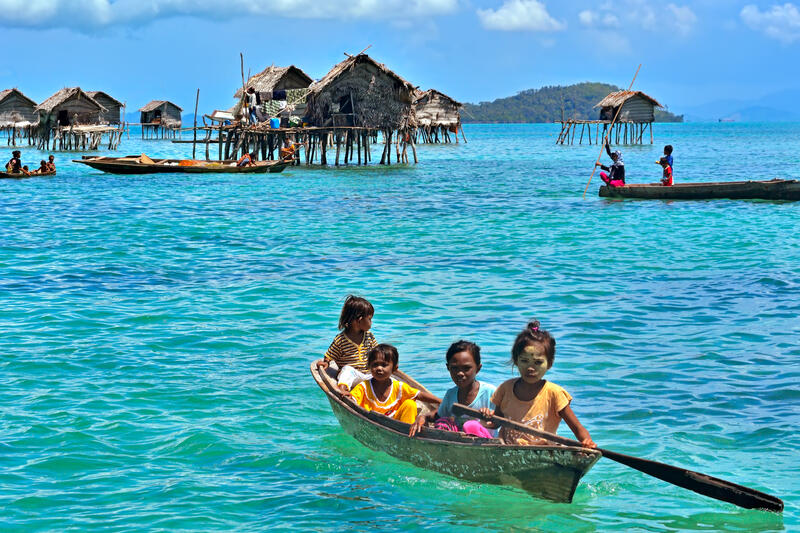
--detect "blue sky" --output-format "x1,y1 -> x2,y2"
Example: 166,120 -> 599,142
1,0 -> 799,116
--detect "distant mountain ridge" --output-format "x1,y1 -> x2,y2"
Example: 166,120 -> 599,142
462,82 -> 683,124
680,89 -> 800,122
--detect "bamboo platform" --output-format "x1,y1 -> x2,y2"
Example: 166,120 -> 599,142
180,121 -> 418,166
556,120 -> 653,145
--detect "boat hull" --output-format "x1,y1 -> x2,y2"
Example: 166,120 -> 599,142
73,156 -> 288,175
0,171 -> 56,179
599,179 -> 800,201
312,362 -> 600,503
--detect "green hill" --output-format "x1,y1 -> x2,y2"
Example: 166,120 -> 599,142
462,82 -> 683,123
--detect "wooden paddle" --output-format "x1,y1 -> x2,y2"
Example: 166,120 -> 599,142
452,403 -> 783,512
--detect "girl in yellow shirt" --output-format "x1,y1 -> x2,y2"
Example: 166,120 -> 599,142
344,344 -> 440,424
481,320 -> 596,447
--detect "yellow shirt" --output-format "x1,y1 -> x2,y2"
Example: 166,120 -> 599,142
351,378 -> 419,418
491,379 -> 572,445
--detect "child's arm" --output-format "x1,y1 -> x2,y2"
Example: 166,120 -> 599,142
559,405 -> 596,448
478,406 -> 504,429
416,390 -> 441,405
408,409 -> 438,437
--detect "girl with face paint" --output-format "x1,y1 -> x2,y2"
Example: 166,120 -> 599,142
480,320 -> 596,448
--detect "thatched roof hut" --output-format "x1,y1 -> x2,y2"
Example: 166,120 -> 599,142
595,90 -> 662,122
0,88 -> 37,126
306,53 -> 416,129
414,89 -> 462,127
87,91 -> 123,124
234,65 -> 312,99
35,87 -> 106,127
139,100 -> 182,127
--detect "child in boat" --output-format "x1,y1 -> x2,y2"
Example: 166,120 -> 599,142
595,143 -> 625,187
47,155 -> 56,172
236,151 -> 256,167
409,340 -> 496,438
663,145 -> 673,172
34,160 -> 48,174
6,150 -> 21,173
343,344 -> 440,424
480,320 -> 595,448
318,295 -> 378,392
657,156 -> 673,186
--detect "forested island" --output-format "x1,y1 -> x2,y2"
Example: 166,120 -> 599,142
462,82 -> 683,123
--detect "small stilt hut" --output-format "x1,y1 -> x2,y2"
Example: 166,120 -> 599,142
235,65 -> 313,122
413,89 -> 464,144
139,100 -> 182,139
0,88 -> 37,146
556,89 -> 663,145
306,52 -> 417,164
33,87 -> 124,151
87,91 -> 123,125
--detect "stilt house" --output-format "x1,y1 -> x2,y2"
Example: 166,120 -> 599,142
595,90 -> 662,122
35,87 -> 106,127
0,88 -> 38,126
87,91 -> 123,124
234,65 -> 313,120
414,89 -> 463,143
139,100 -> 182,127
306,53 -> 416,130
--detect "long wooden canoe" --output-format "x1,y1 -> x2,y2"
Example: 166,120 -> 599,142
73,155 -> 288,175
0,170 -> 56,179
311,361 -> 601,502
599,179 -> 800,200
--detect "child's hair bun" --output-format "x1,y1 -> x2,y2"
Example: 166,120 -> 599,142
528,320 -> 540,333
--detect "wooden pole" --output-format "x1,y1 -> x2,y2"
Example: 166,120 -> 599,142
192,88 -> 199,159
583,64 -> 641,198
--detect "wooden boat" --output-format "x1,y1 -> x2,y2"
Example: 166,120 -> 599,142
311,361 -> 601,502
599,179 -> 800,201
73,155 -> 289,175
0,170 -> 56,179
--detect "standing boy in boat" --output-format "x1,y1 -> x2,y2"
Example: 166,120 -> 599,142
595,143 -> 625,187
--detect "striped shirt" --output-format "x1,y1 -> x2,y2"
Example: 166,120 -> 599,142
324,331 -> 377,372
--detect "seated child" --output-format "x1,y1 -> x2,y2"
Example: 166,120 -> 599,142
318,295 -> 378,392
409,340 -> 496,439
657,156 -> 673,186
481,320 -> 596,448
35,160 -> 48,174
344,344 -> 440,424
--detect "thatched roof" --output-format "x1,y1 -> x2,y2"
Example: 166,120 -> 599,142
594,90 -> 662,109
234,65 -> 313,98
35,87 -> 106,113
307,53 -> 416,129
309,53 -> 415,97
414,89 -> 462,107
87,91 -> 122,107
0,88 -> 37,107
139,100 -> 183,112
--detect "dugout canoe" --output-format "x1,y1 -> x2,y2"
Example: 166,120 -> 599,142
73,155 -> 288,175
599,179 -> 800,201
0,170 -> 56,179
311,361 -> 601,503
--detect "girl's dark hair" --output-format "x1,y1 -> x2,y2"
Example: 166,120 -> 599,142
511,320 -> 556,368
367,344 -> 399,368
338,294 -> 374,330
664,145 -> 673,155
446,340 -> 481,366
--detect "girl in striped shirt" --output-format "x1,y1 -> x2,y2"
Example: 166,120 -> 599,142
317,295 -> 378,391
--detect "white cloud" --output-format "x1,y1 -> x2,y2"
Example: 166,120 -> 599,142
578,1 -> 695,36
741,3 -> 800,43
477,0 -> 565,32
0,0 -> 460,29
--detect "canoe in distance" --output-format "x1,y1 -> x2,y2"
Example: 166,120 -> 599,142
0,170 -> 56,179
311,361 -> 601,503
599,179 -> 800,201
73,155 -> 289,175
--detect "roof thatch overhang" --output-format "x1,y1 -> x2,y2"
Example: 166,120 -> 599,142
234,65 -> 313,98
87,91 -> 123,107
0,88 -> 37,108
35,87 -> 106,113
594,90 -> 663,109
138,100 -> 183,112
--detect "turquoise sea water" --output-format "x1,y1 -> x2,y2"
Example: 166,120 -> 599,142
1,123 -> 798,531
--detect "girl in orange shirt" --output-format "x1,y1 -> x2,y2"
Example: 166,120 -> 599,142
481,320 -> 595,447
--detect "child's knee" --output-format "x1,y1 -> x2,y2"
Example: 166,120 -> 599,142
396,399 -> 419,424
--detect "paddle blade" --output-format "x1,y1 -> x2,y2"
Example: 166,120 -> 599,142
599,449 -> 783,513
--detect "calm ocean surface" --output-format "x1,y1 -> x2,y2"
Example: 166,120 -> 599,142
1,123 -> 798,532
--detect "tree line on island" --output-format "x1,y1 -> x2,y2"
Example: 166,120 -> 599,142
462,82 -> 683,124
